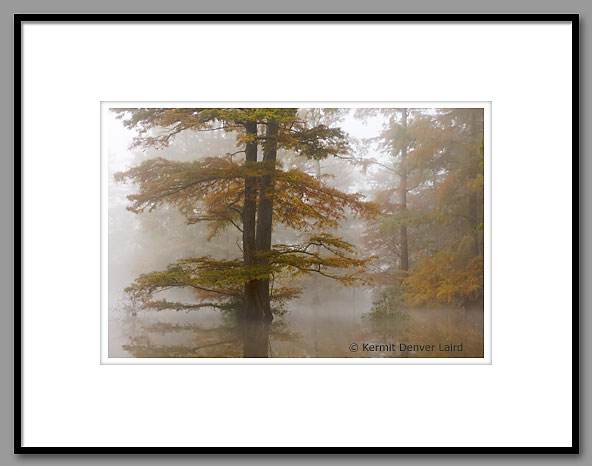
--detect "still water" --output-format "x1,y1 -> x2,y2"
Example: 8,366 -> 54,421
109,289 -> 483,359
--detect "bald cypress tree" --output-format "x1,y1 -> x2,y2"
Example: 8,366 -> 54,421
114,108 -> 376,357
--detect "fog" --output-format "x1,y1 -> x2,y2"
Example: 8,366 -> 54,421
107,108 -> 484,358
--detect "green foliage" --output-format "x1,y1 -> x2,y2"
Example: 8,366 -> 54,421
123,230 -> 373,314
363,285 -> 409,323
211,295 -> 288,327
378,210 -> 428,234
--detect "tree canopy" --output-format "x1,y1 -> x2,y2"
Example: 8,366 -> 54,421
113,108 -> 377,356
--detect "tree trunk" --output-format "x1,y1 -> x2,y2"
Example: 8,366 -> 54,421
242,121 -> 258,268
242,120 -> 269,357
243,281 -> 270,357
255,119 -> 279,324
399,109 -> 409,273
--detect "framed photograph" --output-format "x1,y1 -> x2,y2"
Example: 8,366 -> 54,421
16,14 -> 578,452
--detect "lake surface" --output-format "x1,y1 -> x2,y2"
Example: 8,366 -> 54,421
109,289 -> 484,359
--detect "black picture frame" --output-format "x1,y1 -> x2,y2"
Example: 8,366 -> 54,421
14,13 -> 580,454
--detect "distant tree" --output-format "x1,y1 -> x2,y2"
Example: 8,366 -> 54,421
360,108 -> 484,311
403,109 -> 484,309
114,108 -> 377,357
356,108 -> 429,284
385,109 -> 410,273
